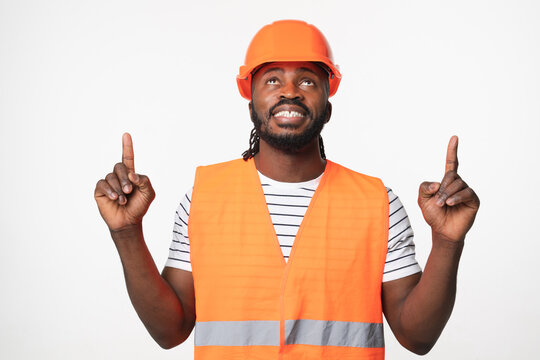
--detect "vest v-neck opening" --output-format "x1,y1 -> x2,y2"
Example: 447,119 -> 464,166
248,158 -> 332,268
284,162 -> 332,270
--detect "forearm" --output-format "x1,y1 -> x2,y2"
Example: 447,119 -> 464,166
111,224 -> 189,348
398,232 -> 464,353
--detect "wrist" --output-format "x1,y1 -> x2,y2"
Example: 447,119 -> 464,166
431,230 -> 465,254
110,223 -> 143,243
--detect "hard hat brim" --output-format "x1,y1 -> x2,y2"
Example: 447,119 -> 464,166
237,59 -> 342,100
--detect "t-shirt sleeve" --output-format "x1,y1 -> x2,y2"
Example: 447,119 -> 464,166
383,188 -> 422,282
164,188 -> 193,271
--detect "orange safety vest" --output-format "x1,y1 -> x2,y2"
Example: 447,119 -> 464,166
189,158 -> 389,359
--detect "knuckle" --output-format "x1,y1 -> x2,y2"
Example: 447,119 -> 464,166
437,186 -> 449,197
95,179 -> 106,191
437,183 -> 447,193
114,162 -> 126,172
441,173 -> 456,187
105,173 -> 117,182
452,178 -> 464,189
419,181 -> 432,193
95,179 -> 112,198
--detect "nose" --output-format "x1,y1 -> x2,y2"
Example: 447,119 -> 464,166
279,81 -> 303,100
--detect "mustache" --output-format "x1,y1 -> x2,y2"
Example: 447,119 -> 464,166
268,99 -> 310,118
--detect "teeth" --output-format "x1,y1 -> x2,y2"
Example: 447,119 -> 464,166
274,110 -> 304,118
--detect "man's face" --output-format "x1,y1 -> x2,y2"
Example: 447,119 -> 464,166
249,61 -> 331,154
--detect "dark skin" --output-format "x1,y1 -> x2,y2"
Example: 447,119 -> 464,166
382,135 -> 478,354
94,61 -> 479,354
94,134 -> 194,349
249,62 -> 331,182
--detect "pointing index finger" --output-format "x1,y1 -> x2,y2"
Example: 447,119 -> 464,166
122,132 -> 135,173
445,135 -> 459,173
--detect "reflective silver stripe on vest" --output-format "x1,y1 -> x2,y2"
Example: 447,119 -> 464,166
285,319 -> 384,348
195,319 -> 383,348
195,320 -> 280,346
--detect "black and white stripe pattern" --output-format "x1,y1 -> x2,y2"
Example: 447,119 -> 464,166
167,193 -> 191,265
166,174 -> 421,282
261,175 -> 315,261
384,188 -> 420,281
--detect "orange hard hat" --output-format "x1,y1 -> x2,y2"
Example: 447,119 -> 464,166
237,20 -> 342,100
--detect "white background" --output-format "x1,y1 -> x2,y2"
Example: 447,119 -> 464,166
1,0 -> 539,359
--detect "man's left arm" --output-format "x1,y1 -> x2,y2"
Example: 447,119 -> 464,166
382,136 -> 480,355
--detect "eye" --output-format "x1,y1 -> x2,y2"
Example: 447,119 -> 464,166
266,77 -> 279,85
300,79 -> 314,86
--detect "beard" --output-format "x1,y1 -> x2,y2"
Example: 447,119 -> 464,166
250,98 -> 329,154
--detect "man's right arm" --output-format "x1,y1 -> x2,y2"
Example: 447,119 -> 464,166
94,133 -> 195,348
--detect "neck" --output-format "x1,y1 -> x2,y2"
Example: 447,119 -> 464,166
254,138 -> 326,182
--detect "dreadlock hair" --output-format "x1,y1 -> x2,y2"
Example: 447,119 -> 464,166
318,134 -> 326,160
242,127 -> 260,160
242,128 -> 326,161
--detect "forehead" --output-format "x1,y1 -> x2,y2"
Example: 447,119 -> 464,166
254,61 -> 328,79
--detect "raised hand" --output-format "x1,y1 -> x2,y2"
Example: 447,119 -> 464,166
94,133 -> 155,232
418,136 -> 480,242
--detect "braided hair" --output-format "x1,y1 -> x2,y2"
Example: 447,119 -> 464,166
242,127 -> 260,160
242,128 -> 326,161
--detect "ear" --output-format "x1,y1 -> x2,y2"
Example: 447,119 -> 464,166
324,102 -> 332,124
248,101 -> 253,119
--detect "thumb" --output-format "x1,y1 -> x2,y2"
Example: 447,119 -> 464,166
128,172 -> 152,193
128,171 -> 139,185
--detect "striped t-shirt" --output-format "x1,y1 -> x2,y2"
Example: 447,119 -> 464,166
165,172 -> 422,282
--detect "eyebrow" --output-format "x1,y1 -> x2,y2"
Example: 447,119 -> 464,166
262,66 -> 319,76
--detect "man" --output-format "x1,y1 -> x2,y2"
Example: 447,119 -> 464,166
95,20 -> 479,359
